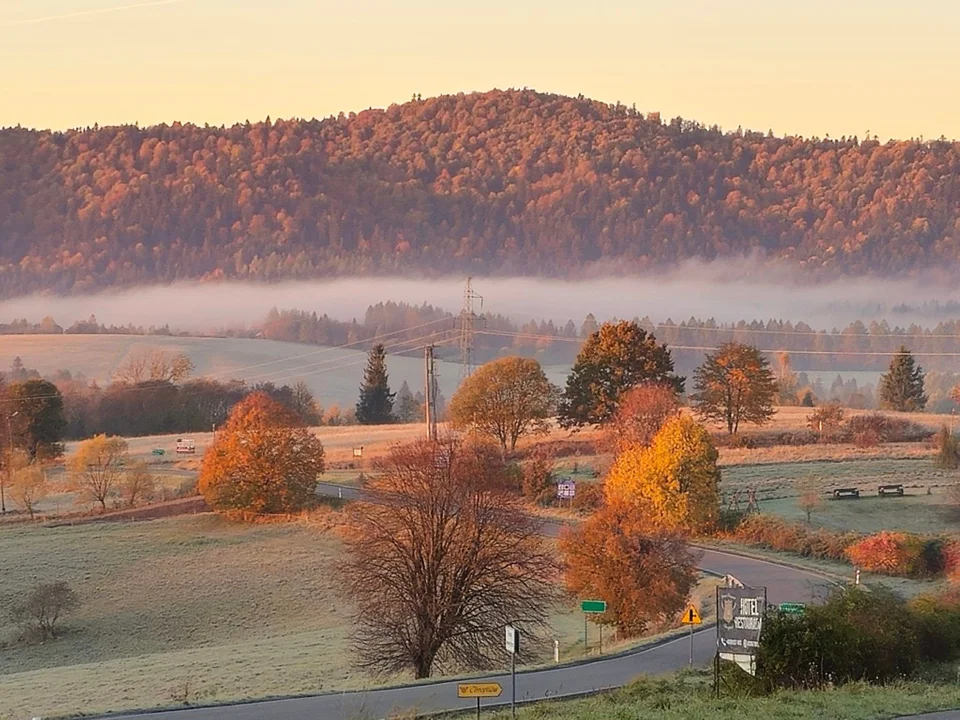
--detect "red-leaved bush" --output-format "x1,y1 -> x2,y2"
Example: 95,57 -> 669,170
845,532 -> 922,575
727,515 -> 946,578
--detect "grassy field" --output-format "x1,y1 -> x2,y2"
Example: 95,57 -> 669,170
0,334 -> 467,408
487,672 -> 960,720
0,512 -> 717,719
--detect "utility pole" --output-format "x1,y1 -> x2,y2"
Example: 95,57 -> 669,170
424,345 -> 438,442
2,410 -> 18,514
458,277 -> 483,384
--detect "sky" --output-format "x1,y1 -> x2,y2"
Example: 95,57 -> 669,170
2,0 -> 959,140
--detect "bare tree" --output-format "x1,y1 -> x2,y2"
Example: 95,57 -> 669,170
121,461 -> 157,508
13,581 -> 80,641
343,437 -> 558,679
114,350 -> 194,384
68,434 -> 129,510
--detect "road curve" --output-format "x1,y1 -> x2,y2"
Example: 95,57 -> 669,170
102,485 -> 834,720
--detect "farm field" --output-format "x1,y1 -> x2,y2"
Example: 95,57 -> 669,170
0,512 -> 712,719
759,493 -> 955,536
721,457 -> 954,501
0,334 -> 463,408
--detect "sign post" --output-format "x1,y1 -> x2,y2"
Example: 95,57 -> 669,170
580,600 -> 606,655
458,683 -> 502,720
505,625 -> 519,718
680,603 -> 702,666
556,479 -> 576,508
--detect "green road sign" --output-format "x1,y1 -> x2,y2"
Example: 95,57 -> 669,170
779,602 -> 805,615
581,600 -> 607,613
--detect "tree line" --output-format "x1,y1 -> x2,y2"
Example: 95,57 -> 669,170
2,89 -> 960,296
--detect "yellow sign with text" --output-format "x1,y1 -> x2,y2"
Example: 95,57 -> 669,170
458,683 -> 503,698
681,604 -> 702,625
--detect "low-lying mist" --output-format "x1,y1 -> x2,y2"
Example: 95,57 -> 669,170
4,263 -> 960,332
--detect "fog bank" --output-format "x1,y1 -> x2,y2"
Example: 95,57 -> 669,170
3,266 -> 960,332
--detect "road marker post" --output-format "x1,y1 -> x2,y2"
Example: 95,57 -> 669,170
680,603 -> 702,666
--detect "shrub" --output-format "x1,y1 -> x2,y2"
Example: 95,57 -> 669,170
807,404 -> 845,442
571,482 -> 603,512
757,586 -> 918,690
846,413 -> 889,446
521,448 -> 556,505
12,581 -> 80,642
845,531 -> 928,577
935,426 -> 960,469
910,591 -> 960,663
729,514 -> 856,561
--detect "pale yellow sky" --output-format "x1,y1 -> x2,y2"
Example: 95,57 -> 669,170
2,0 -> 958,140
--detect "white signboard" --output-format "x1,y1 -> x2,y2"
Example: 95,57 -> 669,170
505,625 -> 519,655
556,480 -> 576,499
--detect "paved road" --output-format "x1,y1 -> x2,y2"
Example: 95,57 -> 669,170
104,484 -> 834,720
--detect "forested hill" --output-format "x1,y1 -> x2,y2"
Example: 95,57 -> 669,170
2,88 -> 959,295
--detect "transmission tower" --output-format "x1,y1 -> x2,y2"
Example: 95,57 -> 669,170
458,276 -> 483,383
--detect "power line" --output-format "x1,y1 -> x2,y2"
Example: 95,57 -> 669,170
474,329 -> 960,358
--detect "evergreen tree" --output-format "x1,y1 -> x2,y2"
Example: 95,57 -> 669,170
356,344 -> 395,424
394,381 -> 422,424
878,346 -> 927,412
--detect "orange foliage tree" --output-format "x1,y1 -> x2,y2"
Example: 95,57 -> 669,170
601,383 -> 681,453
604,415 -> 720,534
199,393 -> 325,514
560,501 -> 698,637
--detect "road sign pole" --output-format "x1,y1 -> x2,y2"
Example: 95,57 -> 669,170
584,614 -> 588,655
599,623 -> 603,655
689,623 -> 694,666
476,697 -> 480,720
511,652 -> 516,718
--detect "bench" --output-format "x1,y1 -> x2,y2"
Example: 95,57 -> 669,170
878,484 -> 904,497
833,488 -> 860,499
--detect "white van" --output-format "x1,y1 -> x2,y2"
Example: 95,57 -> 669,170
176,438 -> 196,454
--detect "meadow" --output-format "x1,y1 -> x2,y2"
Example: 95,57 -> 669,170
0,511 -> 717,719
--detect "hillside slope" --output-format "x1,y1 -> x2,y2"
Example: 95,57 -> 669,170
2,89 -> 959,294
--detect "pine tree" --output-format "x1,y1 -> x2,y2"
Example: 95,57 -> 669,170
356,344 -> 395,424
878,346 -> 927,412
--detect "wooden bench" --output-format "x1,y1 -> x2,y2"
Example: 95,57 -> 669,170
832,488 -> 860,499
878,484 -> 904,497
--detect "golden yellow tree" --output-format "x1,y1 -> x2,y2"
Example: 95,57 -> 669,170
449,356 -> 558,451
68,434 -> 129,511
199,393 -> 325,514
604,415 -> 720,533
9,463 -> 48,520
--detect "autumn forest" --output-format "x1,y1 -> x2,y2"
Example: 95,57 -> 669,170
2,89 -> 960,297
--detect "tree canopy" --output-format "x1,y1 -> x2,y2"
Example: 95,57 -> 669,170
878,346 -> 927,412
2,90 -> 960,296
690,342 -> 778,434
558,321 -> 683,428
343,437 -> 556,678
199,393 -> 325,514
604,415 -> 721,534
7,379 -> 66,460
449,356 -> 558,451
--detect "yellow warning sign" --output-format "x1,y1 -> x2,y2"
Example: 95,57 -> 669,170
681,604 -> 702,625
458,683 -> 503,698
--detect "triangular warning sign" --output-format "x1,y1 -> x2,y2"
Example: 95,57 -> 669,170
681,604 -> 702,625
